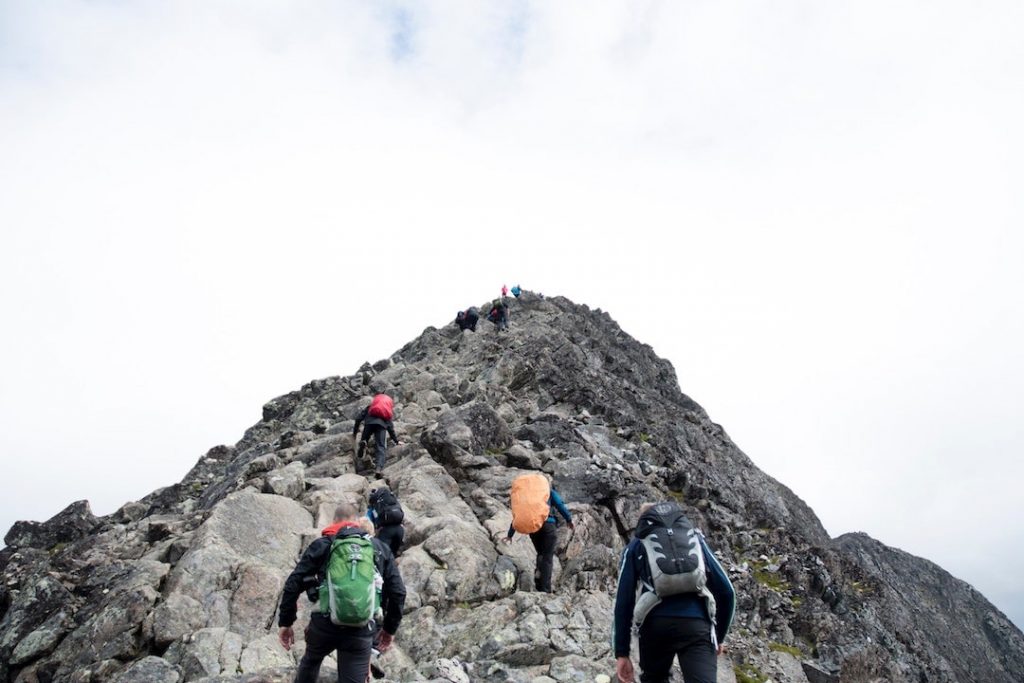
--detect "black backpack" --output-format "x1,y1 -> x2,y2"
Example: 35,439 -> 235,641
369,488 -> 405,526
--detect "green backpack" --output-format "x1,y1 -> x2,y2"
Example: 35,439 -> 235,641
319,534 -> 380,626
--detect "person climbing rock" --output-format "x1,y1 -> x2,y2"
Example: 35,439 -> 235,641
455,306 -> 479,332
277,500 -> 406,683
368,486 -> 406,557
353,394 -> 399,477
503,474 -> 573,592
486,299 -> 509,331
511,284 -> 522,298
612,501 -> 735,683
501,284 -> 509,299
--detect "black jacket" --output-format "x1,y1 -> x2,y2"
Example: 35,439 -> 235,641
353,407 -> 399,442
278,525 -> 407,635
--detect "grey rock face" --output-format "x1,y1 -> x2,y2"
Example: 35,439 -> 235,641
2,294 -> 1022,683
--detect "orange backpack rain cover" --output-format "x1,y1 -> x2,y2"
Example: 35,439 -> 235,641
367,394 -> 394,420
510,473 -> 550,534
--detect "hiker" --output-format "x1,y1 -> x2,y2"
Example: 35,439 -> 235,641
486,299 -> 509,331
612,501 -> 735,683
501,284 -> 509,299
511,284 -> 522,298
455,307 -> 479,332
503,473 -> 573,593
278,500 -> 406,683
368,486 -> 406,557
353,394 -> 399,477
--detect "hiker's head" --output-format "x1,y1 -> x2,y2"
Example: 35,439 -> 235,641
332,501 -> 360,522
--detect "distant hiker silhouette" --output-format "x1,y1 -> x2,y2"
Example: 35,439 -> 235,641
455,307 -> 479,332
511,284 -> 522,298
353,394 -> 399,477
277,500 -> 406,683
612,501 -> 736,683
504,473 -> 573,593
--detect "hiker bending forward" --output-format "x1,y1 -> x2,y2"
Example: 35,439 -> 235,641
353,394 -> 399,477
368,486 -> 406,557
504,478 -> 573,593
278,501 -> 406,683
612,501 -> 735,683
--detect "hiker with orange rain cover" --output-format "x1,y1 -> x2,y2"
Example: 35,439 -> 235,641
503,473 -> 574,592
353,394 -> 399,477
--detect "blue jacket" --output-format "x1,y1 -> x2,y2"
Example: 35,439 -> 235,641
506,489 -> 572,539
612,532 -> 735,657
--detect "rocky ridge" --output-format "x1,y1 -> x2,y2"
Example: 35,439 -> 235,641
2,293 -> 1022,683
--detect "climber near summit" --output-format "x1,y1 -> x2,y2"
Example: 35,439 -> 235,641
504,473 -> 574,593
455,306 -> 479,332
511,284 -> 522,298
278,500 -> 406,683
501,283 -> 509,299
612,501 -> 735,683
368,486 -> 406,557
353,394 -> 399,477
486,299 -> 509,331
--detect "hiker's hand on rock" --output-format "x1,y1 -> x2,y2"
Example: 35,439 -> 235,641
378,631 -> 394,653
616,656 -> 634,682
717,644 -> 726,655
279,626 -> 294,651
568,522 -> 575,530
502,536 -> 512,544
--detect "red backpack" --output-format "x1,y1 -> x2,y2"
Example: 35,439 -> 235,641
367,394 -> 394,420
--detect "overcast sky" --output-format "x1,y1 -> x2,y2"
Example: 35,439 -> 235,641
2,1 -> 1022,628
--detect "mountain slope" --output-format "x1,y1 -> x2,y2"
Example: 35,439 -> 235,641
2,293 -> 1021,683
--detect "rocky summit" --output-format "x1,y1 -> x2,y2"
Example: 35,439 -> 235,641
2,293 -> 1022,683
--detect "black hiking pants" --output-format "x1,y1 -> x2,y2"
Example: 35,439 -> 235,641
530,521 -> 558,592
637,616 -> 717,683
295,613 -> 374,683
359,424 -> 388,472
376,524 -> 405,557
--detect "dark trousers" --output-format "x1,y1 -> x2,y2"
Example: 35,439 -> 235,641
359,425 -> 388,471
638,616 -> 717,683
529,521 -> 558,592
376,524 -> 405,557
295,614 -> 374,683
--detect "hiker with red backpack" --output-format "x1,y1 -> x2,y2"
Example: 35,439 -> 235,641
353,394 -> 399,477
503,473 -> 574,593
612,501 -> 735,683
277,500 -> 406,683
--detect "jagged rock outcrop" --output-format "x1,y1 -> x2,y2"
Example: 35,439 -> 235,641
2,293 -> 1022,682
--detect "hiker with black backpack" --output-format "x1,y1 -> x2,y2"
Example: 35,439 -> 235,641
278,500 -> 406,683
612,501 -> 735,683
353,394 -> 400,477
455,307 -> 479,332
367,486 -> 405,557
503,473 -> 574,593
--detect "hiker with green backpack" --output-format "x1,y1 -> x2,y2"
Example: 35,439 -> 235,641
612,501 -> 735,683
278,500 -> 406,683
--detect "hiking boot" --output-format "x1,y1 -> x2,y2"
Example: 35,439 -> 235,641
374,469 -> 384,478
370,662 -> 386,679
357,442 -> 366,458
